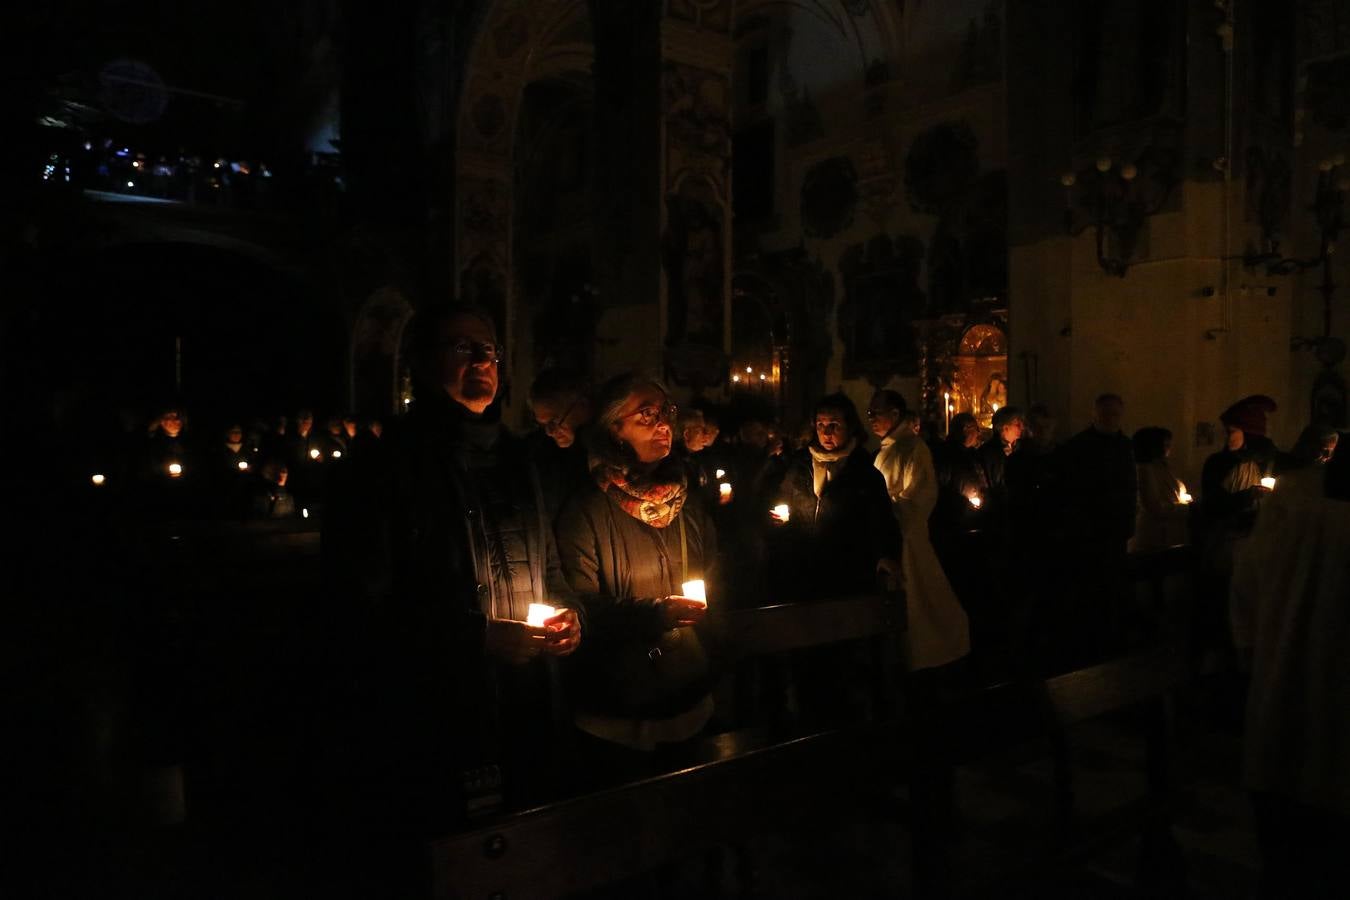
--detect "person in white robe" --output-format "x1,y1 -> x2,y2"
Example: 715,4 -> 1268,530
867,392 -> 970,671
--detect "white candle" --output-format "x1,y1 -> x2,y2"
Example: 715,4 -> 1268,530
526,603 -> 558,626
772,503 -> 791,523
681,579 -> 707,606
1260,476 -> 1276,490
91,473 -> 106,486
167,463 -> 183,477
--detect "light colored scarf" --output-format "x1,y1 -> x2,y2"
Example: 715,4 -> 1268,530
808,439 -> 856,498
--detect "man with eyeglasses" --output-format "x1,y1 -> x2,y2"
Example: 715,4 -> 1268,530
528,368 -> 595,522
325,301 -> 583,828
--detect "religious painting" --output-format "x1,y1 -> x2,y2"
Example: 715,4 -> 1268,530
838,233 -> 926,380
801,156 -> 858,239
951,322 -> 1008,430
1072,0 -> 1184,137
663,177 -> 726,349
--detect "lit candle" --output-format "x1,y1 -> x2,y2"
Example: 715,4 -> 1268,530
968,494 -> 983,509
237,460 -> 250,471
715,469 -> 726,480
526,603 -> 558,627
719,482 -> 733,501
331,450 -> 342,459
302,508 -> 310,519
309,448 -> 321,460
772,503 -> 791,523
91,473 -> 106,486
167,463 -> 183,478
681,579 -> 707,606
944,391 -> 951,434
1260,476 -> 1276,490
1177,483 -> 1192,504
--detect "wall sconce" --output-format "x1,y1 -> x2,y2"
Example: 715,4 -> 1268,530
1060,148 -> 1177,277
1245,156 -> 1345,340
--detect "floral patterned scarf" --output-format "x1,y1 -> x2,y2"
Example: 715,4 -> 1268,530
590,453 -> 688,528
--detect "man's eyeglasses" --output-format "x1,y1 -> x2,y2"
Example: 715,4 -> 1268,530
622,402 -> 677,428
444,339 -> 503,364
542,395 -> 581,434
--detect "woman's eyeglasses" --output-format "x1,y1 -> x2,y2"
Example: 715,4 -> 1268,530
622,402 -> 678,427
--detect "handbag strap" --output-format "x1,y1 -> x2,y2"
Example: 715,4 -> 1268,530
679,513 -> 688,584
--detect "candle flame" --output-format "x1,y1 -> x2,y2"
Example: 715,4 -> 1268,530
968,494 -> 983,509
526,603 -> 558,627
715,469 -> 726,479
168,463 -> 183,477
302,508 -> 310,519
309,448 -> 321,459
91,473 -> 106,486
1260,476 -> 1276,490
719,482 -> 733,496
237,460 -> 250,471
681,579 -> 707,605
772,503 -> 791,523
332,450 -> 342,459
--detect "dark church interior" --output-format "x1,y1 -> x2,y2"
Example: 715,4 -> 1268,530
4,1 -> 1349,897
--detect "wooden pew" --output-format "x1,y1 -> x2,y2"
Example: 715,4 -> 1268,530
911,548 -> 1196,899
426,594 -> 904,900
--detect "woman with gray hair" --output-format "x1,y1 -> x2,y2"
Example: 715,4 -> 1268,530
555,373 -> 717,759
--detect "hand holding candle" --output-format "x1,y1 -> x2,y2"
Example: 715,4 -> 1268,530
533,605 -> 581,656
662,593 -> 708,628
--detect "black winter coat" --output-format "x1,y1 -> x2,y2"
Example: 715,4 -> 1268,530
323,393 -> 576,823
767,445 -> 899,602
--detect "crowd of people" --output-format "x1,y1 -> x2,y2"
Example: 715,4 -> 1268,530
96,404 -> 387,521
84,301 -> 1348,892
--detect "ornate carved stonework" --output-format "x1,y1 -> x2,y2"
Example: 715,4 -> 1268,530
663,62 -> 733,184
661,23 -> 735,389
